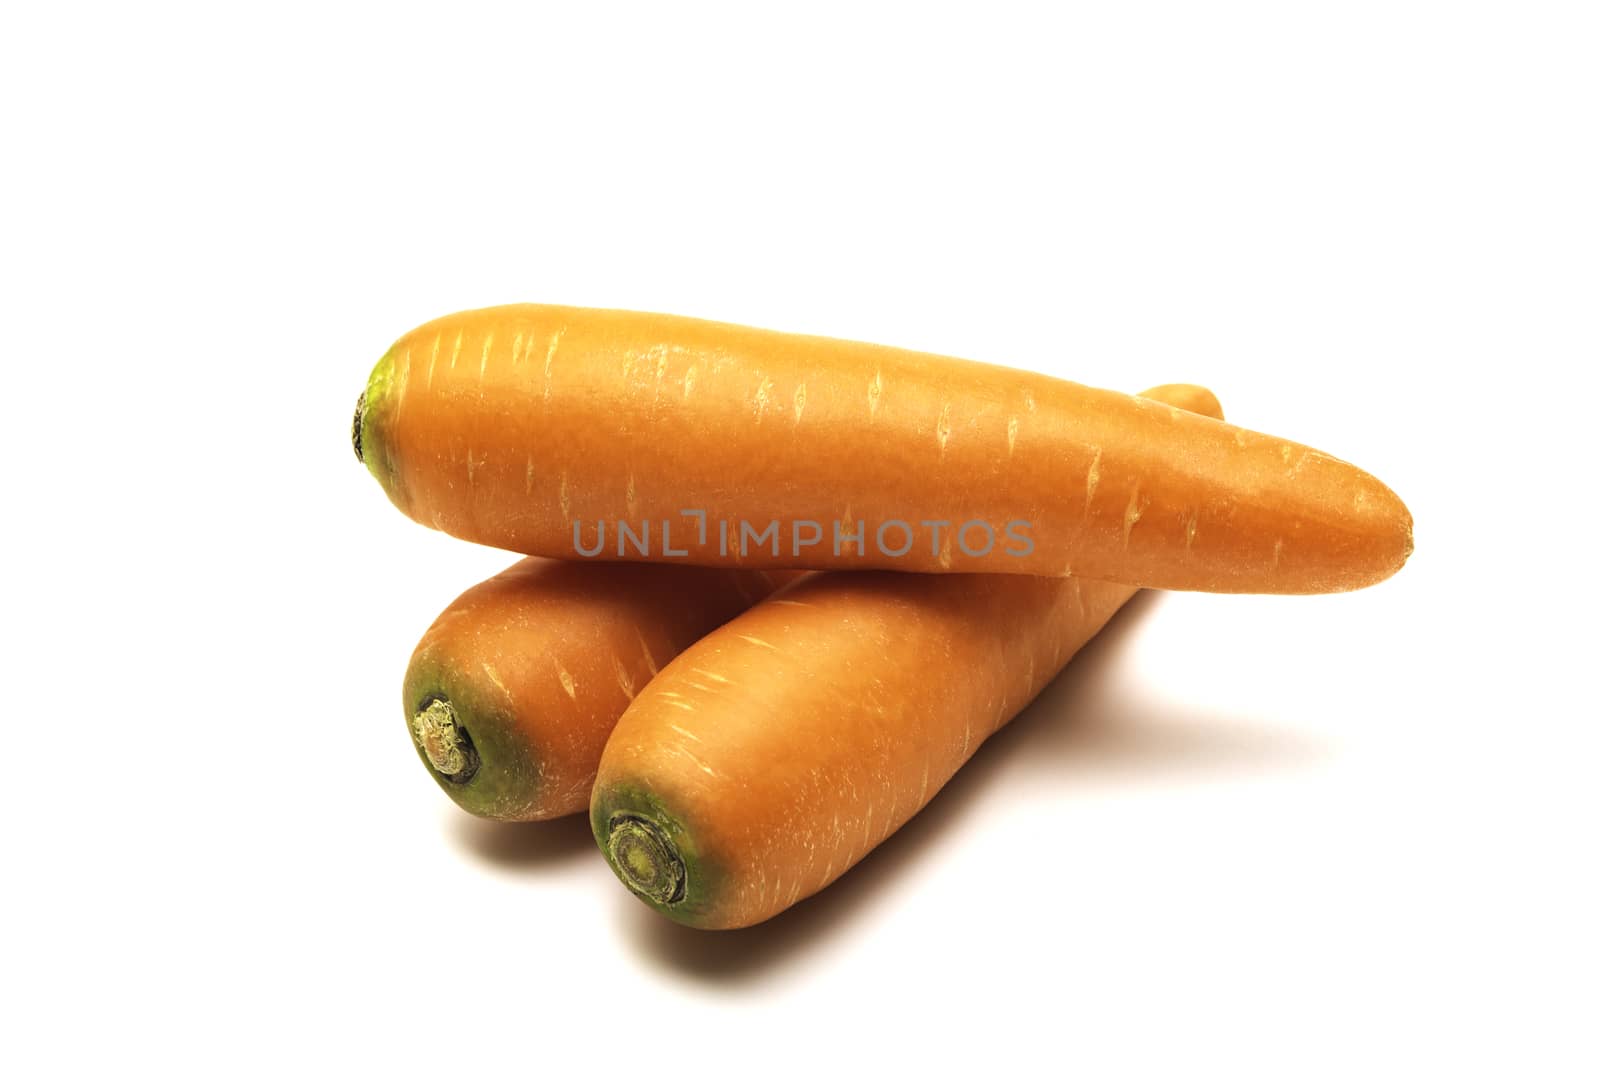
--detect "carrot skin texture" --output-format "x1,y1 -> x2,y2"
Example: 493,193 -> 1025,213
404,558 -> 794,820
357,304 -> 1411,594
590,384 -> 1224,929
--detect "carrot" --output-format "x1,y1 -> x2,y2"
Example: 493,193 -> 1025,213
353,304 -> 1410,593
590,383 -> 1224,928
403,557 -> 795,819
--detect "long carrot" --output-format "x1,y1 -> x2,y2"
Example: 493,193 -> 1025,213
590,383 -> 1223,928
403,557 -> 794,819
353,304 -> 1410,593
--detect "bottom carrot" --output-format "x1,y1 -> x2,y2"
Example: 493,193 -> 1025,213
404,558 -> 794,819
590,383 -> 1223,928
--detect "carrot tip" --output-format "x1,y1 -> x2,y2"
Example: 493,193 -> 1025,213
351,390 -> 367,463
412,699 -> 479,783
606,815 -> 685,906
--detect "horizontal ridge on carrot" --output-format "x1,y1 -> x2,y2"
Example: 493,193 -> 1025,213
354,304 -> 1411,594
590,383 -> 1223,929
403,557 -> 794,819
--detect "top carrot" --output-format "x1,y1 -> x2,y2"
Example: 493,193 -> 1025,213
353,304 -> 1412,593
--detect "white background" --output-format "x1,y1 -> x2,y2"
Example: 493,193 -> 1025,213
3,2 -> 1596,1063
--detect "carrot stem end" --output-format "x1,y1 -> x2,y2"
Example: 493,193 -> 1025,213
351,390 -> 367,462
412,699 -> 479,783
606,815 -> 686,905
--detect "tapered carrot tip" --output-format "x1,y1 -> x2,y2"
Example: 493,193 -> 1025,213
607,816 -> 686,905
413,699 -> 479,783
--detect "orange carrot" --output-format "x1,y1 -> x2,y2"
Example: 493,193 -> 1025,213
404,557 -> 794,819
591,383 -> 1222,928
354,304 -> 1410,593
